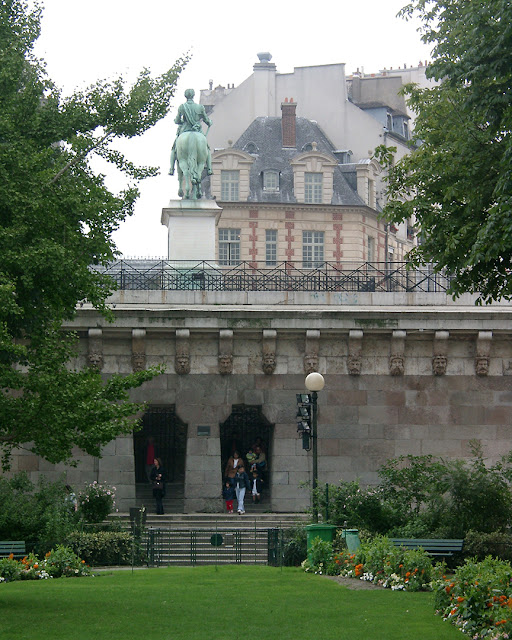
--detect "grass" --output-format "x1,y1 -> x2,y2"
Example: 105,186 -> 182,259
1,565 -> 462,640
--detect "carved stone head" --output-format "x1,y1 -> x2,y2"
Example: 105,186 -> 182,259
175,354 -> 190,375
303,355 -> 318,376
389,354 -> 404,376
432,354 -> 447,376
347,355 -> 362,376
131,353 -> 146,372
262,353 -> 276,375
88,352 -> 104,370
475,356 -> 489,377
218,354 -> 233,375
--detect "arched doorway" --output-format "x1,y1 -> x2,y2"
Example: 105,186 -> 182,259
220,404 -> 273,495
133,406 -> 187,510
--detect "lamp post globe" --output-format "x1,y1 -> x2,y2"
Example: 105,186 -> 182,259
305,372 -> 325,391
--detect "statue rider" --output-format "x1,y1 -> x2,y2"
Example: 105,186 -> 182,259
169,88 -> 213,176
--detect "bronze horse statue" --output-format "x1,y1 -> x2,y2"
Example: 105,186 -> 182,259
176,131 -> 209,200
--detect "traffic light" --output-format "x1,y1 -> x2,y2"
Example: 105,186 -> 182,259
296,393 -> 312,450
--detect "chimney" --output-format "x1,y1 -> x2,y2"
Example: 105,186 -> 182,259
281,98 -> 297,148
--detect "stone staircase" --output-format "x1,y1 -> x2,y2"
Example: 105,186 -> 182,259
134,482 -> 185,514
116,512 -> 309,566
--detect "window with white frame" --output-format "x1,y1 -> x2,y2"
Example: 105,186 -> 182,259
218,228 -> 240,265
263,170 -> 279,192
304,172 -> 323,204
265,229 -> 277,265
303,230 -> 324,268
221,170 -> 240,201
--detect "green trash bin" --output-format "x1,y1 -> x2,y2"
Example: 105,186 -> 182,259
305,524 -> 337,562
342,529 -> 361,552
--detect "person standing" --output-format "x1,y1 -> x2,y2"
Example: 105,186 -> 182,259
233,464 -> 250,515
224,450 -> 243,486
222,481 -> 235,514
150,457 -> 166,515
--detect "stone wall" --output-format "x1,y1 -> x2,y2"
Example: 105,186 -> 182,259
8,297 -> 512,513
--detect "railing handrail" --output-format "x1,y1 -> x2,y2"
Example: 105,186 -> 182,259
90,260 -> 452,293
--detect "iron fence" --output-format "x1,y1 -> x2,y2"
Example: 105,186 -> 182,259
145,526 -> 281,566
91,260 -> 452,293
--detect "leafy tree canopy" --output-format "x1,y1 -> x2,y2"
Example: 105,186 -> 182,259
376,0 -> 512,303
0,0 -> 187,467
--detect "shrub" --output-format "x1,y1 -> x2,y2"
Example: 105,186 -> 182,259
44,545 -> 91,578
77,481 -> 115,524
281,526 -> 307,567
0,473 -> 79,549
301,537 -> 334,575
66,531 -> 145,566
464,530 -> 512,563
0,556 -> 22,582
433,556 -> 512,638
317,480 -> 399,534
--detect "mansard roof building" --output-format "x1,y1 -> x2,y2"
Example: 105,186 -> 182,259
197,53 -> 428,267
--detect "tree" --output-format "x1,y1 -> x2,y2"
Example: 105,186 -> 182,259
0,0 -> 187,467
376,0 -> 512,303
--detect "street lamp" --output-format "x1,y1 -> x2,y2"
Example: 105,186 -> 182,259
305,372 -> 325,523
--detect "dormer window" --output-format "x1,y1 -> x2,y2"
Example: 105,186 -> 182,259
290,148 -> 337,205
221,170 -> 239,201
304,172 -> 323,204
263,170 -> 279,192
211,149 -> 254,202
244,142 -> 259,154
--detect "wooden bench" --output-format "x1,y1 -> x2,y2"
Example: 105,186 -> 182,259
0,541 -> 26,559
390,538 -> 464,557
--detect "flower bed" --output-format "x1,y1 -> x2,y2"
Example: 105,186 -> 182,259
0,545 -> 91,582
302,535 -> 512,638
433,556 -> 512,639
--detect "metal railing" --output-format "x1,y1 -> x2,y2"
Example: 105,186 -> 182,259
145,526 -> 279,566
91,260 -> 452,293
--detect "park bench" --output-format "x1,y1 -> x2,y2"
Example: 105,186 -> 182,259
390,538 -> 464,558
0,541 -> 26,559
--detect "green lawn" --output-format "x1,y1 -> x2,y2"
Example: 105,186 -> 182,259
1,566 -> 462,640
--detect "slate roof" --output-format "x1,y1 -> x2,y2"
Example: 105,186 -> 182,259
204,116 -> 366,207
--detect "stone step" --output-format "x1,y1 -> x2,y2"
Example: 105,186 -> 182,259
116,512 -> 308,530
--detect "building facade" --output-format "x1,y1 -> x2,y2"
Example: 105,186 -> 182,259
7,57 -> 512,515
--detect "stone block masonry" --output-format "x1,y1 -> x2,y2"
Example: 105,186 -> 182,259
6,298 -> 512,513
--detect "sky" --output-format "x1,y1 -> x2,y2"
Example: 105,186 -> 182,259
33,0 -> 432,258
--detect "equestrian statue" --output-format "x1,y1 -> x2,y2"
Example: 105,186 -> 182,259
169,88 -> 213,200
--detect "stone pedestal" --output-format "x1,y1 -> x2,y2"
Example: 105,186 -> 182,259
161,199 -> 222,263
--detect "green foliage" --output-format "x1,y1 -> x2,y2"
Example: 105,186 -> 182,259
65,530 -> 144,566
433,556 -> 512,638
42,545 -> 91,578
281,526 -> 307,566
0,545 -> 90,581
0,472 -> 79,546
301,536 -> 334,575
317,480 -> 400,533
0,0 -> 186,467
0,556 -> 22,582
321,446 -> 512,539
376,0 -> 512,303
464,530 -> 512,563
77,481 -> 115,524
328,535 -> 434,591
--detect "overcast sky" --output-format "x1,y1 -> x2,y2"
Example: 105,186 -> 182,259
33,0 -> 432,258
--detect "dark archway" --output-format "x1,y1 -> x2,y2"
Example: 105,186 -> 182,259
220,404 -> 273,486
133,406 -> 187,485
